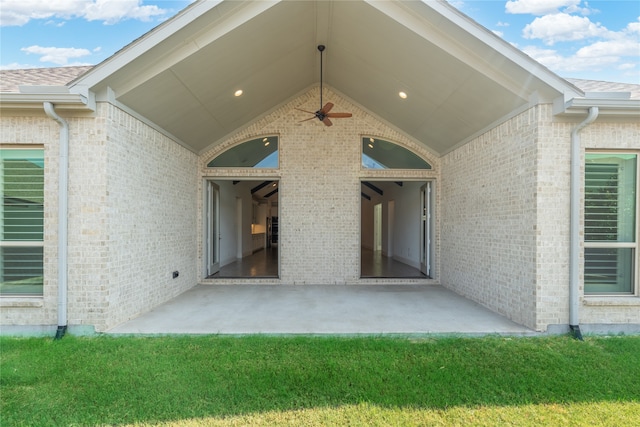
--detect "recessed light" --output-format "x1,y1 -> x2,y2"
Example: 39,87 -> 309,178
399,91 -> 408,99
234,89 -> 243,97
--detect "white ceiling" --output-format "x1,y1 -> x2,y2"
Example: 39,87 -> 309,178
76,0 -> 577,155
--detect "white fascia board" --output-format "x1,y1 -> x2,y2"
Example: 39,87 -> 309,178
68,0 -> 280,99
555,96 -> 640,117
0,92 -> 92,111
68,0 -> 223,96
384,0 -> 582,101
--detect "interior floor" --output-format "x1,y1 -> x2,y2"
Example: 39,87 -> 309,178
210,246 -> 279,278
361,247 -> 427,278
207,246 -> 425,279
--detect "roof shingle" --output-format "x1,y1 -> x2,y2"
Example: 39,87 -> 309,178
0,66 -> 93,93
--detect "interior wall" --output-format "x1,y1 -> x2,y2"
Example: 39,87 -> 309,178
361,198 -> 374,250
361,181 -> 425,269
215,180 -> 240,266
390,182 -> 423,269
201,87 -> 439,284
213,180 -> 264,264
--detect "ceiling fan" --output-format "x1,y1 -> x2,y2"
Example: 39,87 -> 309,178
297,45 -> 352,127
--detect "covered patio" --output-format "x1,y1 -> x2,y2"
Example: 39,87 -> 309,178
107,285 -> 533,335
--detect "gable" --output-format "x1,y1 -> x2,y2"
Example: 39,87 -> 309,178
69,0 -> 581,155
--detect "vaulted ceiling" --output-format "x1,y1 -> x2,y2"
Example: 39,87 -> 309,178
71,0 -> 580,155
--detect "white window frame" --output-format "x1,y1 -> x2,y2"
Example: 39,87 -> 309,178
584,151 -> 639,296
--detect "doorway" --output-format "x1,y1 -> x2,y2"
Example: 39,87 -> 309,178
420,182 -> 433,277
361,181 -> 433,278
205,181 -> 220,276
205,179 -> 279,279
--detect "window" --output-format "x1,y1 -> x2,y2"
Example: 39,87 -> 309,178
362,138 -> 431,170
1,148 -> 44,296
207,136 -> 278,168
584,153 -> 637,294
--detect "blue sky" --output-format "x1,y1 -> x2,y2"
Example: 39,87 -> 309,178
1,0 -> 638,83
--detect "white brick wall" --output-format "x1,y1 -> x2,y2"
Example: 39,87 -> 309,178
441,107 -> 539,330
200,88 -> 440,285
2,91 -> 637,333
1,104 -> 199,332
100,103 -> 199,331
442,105 -> 640,331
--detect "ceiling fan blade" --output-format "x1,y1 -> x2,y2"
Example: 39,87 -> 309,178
319,102 -> 334,115
295,107 -> 317,115
298,116 -> 317,123
326,112 -> 352,118
322,117 -> 333,126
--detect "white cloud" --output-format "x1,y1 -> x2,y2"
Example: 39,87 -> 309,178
21,45 -> 92,65
626,18 -> 640,35
523,13 -> 611,45
84,0 -> 165,25
505,0 -> 581,15
576,39 -> 640,59
522,44 -> 631,74
0,0 -> 167,26
618,63 -> 636,71
0,62 -> 37,70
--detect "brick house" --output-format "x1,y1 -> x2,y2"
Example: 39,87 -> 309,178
1,0 -> 638,335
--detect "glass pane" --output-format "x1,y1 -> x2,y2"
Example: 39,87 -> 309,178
585,247 -> 634,294
1,149 -> 44,241
362,138 -> 431,170
207,137 -> 278,168
0,246 -> 44,295
585,154 -> 636,242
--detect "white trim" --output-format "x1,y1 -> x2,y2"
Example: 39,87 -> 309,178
0,93 -> 92,111
69,1 -> 281,98
583,151 -> 639,297
0,241 -> 45,247
556,97 -> 640,117
367,0 -> 580,101
584,242 -> 637,249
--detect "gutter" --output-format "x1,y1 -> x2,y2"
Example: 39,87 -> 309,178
43,102 -> 69,340
569,106 -> 599,341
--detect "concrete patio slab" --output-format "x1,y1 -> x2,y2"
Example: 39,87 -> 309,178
107,285 -> 534,336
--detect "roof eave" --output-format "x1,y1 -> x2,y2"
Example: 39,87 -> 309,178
555,97 -> 640,118
407,0 -> 583,101
0,92 -> 94,112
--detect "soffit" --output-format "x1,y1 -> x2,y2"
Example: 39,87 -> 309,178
81,0 -> 569,155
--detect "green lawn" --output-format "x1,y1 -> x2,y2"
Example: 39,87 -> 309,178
1,335 -> 639,426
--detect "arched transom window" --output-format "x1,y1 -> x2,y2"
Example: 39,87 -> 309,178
362,137 -> 431,170
207,136 -> 278,168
